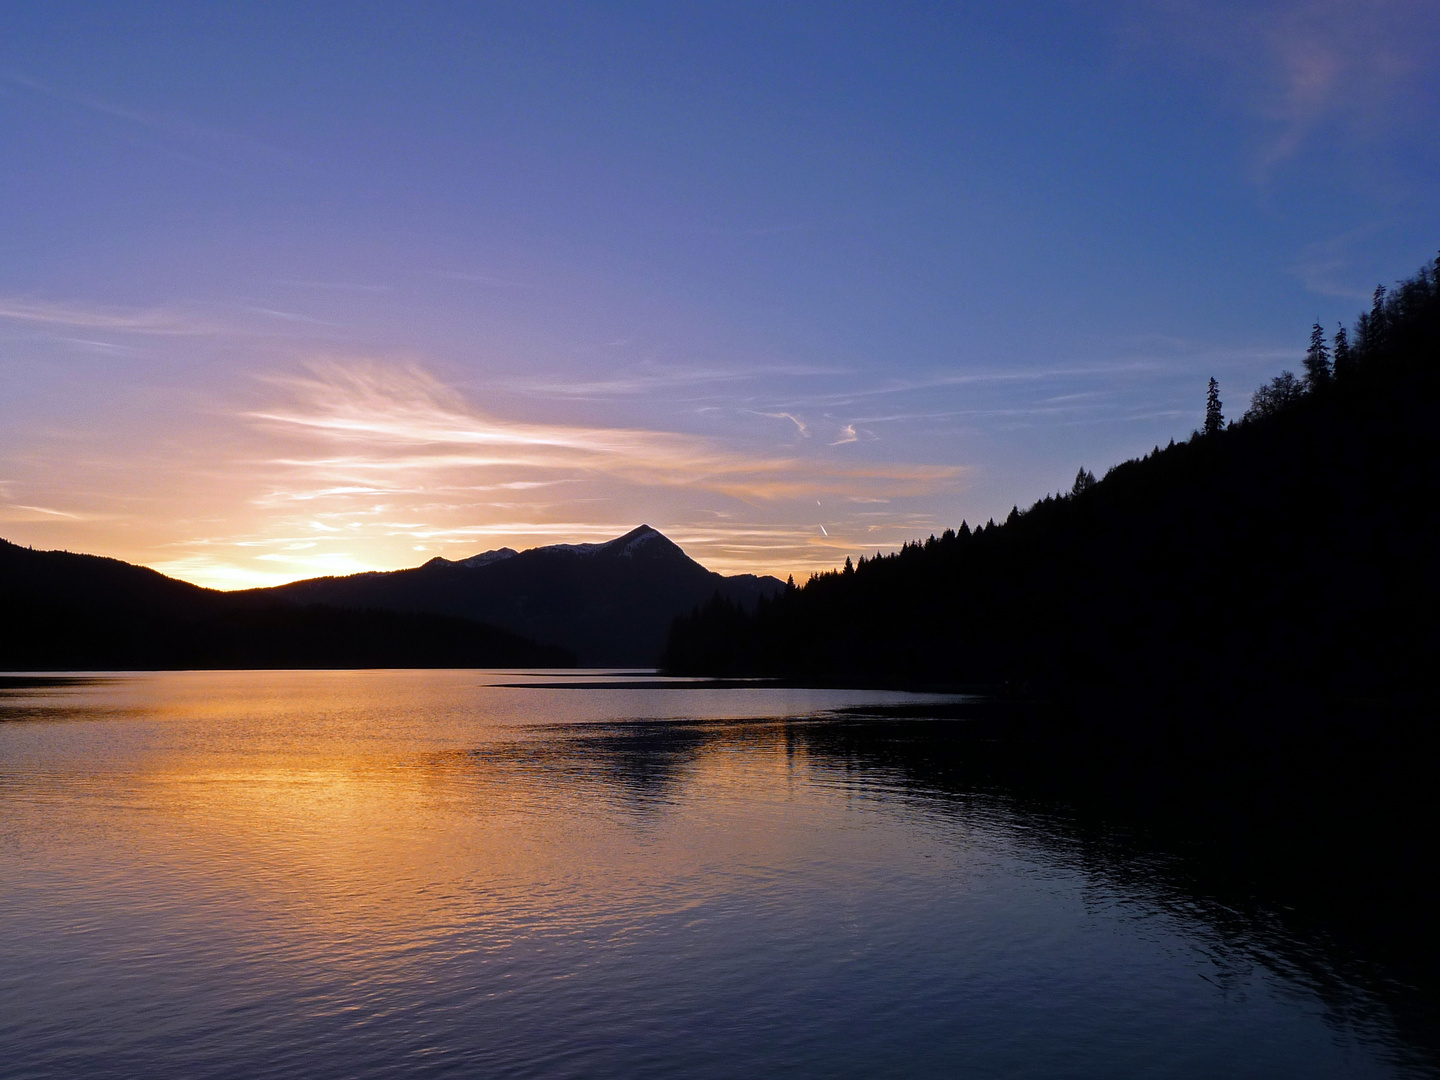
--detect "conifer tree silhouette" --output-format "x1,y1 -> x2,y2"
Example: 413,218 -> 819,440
1204,378 -> 1224,435
1369,285 -> 1388,357
1332,325 -> 1353,379
1304,323 -> 1331,388
660,252 -> 1440,695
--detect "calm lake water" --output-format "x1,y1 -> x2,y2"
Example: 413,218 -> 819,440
0,669 -> 1434,1079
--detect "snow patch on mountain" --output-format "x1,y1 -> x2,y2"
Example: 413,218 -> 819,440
426,547 -> 518,570
458,548 -> 518,569
537,525 -> 671,559
430,527 -> 680,568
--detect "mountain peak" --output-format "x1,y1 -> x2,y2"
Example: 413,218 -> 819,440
607,524 -> 668,554
599,524 -> 688,559
531,524 -> 684,560
256,522 -> 782,664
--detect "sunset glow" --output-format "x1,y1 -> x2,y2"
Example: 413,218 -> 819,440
2,4 -> 1436,586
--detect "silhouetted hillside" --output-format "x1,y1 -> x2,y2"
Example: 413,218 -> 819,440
254,525 -> 783,666
664,254 -> 1440,706
0,542 -> 573,670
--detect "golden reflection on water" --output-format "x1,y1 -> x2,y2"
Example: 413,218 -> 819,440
1,672 -> 948,973
1,671 -> 1420,1080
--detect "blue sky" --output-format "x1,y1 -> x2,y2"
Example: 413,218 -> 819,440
2,1 -> 1437,584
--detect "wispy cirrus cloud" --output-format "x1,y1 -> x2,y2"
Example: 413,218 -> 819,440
1118,0 -> 1440,177
249,361 -> 962,504
241,307 -> 343,327
0,502 -> 84,521
504,361 -> 846,400
757,361 -> 1170,412
0,297 -> 231,336
755,411 -> 810,437
502,366 -> 752,399
0,296 -> 352,342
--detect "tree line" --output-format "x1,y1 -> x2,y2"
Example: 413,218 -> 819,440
663,252 -> 1440,708
1240,264 -> 1439,423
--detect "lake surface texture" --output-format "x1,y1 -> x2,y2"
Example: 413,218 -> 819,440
0,670 -> 1434,1078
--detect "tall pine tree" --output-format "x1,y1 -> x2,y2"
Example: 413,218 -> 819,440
1369,285 -> 1388,358
1332,325 -> 1353,379
1203,377 -> 1224,435
1304,322 -> 1331,388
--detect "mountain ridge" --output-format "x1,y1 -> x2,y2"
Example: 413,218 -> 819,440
1,524 -> 780,669
251,525 -> 784,666
0,537 -> 573,670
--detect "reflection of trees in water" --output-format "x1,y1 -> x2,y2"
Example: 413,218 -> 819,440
561,722 -> 714,802
789,707 -> 1440,1079
469,705 -> 1437,1073
0,676 -> 138,724
467,719 -> 771,807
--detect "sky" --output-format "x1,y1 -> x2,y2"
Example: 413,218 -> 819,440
2,1 -> 1437,587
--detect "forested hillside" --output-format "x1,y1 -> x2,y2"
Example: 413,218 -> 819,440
664,255 -> 1440,703
0,542 -> 575,670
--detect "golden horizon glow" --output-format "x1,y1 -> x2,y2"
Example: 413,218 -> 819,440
3,2 -> 1432,590
2,348 -> 970,588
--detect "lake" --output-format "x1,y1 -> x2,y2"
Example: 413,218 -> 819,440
0,669 -> 1434,1078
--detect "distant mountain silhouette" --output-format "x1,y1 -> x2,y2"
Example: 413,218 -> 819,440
252,525 -> 784,666
664,253 -> 1440,707
0,541 -> 573,670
